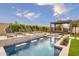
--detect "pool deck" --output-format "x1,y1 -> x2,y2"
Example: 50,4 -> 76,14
0,47 -> 6,56
59,38 -> 71,56
54,35 -> 71,56
0,33 -> 50,47
54,35 -> 69,48
0,33 -> 50,56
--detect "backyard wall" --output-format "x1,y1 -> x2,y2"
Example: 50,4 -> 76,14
0,23 -> 9,35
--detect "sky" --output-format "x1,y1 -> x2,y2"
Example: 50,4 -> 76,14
0,3 -> 79,26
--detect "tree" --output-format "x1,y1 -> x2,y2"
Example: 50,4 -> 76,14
10,22 -> 20,32
9,23 -> 50,33
71,21 -> 78,39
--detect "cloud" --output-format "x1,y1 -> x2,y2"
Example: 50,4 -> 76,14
61,17 -> 70,21
36,3 -> 67,16
56,17 -> 70,23
16,12 -> 22,17
24,12 -> 40,21
15,9 -> 40,20
15,9 -> 23,17
53,4 -> 66,16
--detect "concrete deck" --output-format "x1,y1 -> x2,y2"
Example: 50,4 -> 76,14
59,38 -> 71,56
54,35 -> 71,56
54,35 -> 69,48
0,36 -> 7,40
0,33 -> 50,56
0,33 -> 49,47
0,47 -> 6,56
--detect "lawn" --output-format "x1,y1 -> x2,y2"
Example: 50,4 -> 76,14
68,38 -> 79,56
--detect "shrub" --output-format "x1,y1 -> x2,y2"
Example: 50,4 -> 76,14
60,37 -> 69,46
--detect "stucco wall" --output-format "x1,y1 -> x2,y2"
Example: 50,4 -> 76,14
0,23 -> 9,35
72,27 -> 79,33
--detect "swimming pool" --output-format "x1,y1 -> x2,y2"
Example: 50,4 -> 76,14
4,37 -> 61,56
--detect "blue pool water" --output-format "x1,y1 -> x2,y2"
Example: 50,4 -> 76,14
4,37 -> 61,56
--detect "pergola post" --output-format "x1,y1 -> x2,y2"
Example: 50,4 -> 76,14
69,23 -> 72,36
54,24 -> 56,32
61,24 -> 63,32
50,20 -> 73,34
50,23 -> 52,34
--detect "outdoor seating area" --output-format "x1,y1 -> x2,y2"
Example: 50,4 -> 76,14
50,20 -> 79,56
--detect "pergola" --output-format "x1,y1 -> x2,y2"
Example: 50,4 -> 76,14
50,20 -> 73,34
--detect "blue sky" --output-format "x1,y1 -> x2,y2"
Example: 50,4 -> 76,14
0,3 -> 79,26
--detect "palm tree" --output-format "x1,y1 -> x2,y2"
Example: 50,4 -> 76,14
71,21 -> 78,39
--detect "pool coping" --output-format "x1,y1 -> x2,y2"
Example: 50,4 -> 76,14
0,47 -> 6,56
54,35 -> 71,56
59,38 -> 71,56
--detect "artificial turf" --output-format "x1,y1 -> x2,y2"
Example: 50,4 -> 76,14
68,38 -> 79,56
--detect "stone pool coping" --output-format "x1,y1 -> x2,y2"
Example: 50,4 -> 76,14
59,38 -> 71,56
0,47 -> 6,56
0,33 -> 50,56
54,35 -> 71,56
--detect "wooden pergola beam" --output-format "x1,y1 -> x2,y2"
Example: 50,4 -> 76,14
50,20 -> 72,24
50,20 -> 73,34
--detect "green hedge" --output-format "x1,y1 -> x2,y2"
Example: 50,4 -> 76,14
9,23 -> 51,33
60,37 -> 69,46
